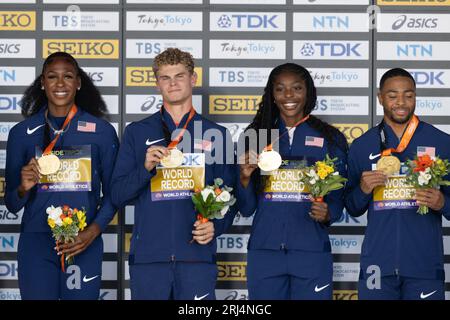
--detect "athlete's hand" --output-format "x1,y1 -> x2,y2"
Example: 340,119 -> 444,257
192,220 -> 215,245
18,158 -> 41,197
56,223 -> 101,260
144,145 -> 169,172
415,188 -> 445,211
239,151 -> 258,188
310,201 -> 330,223
360,170 -> 387,194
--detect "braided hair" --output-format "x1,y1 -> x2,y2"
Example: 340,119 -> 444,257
20,52 -> 108,149
245,63 -> 348,193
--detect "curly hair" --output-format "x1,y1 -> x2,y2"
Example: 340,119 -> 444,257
20,52 -> 108,150
245,63 -> 348,193
152,48 -> 195,76
20,51 -> 107,118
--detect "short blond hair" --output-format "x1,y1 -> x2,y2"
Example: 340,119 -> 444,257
152,48 -> 195,76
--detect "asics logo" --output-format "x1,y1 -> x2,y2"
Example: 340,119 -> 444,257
194,293 -> 209,300
82,275 -> 99,283
26,124 -> 45,135
420,290 -> 437,299
369,153 -> 381,160
146,138 -> 165,146
314,284 -> 330,293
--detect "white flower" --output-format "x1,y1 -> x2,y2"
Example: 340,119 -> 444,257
309,178 -> 317,185
46,205 -> 63,226
201,188 -> 215,202
418,171 -> 432,186
220,205 -> 229,217
217,190 -> 231,202
307,169 -> 319,180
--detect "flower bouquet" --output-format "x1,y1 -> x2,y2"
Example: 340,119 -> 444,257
301,154 -> 347,202
405,154 -> 450,214
191,178 -> 236,223
46,205 -> 87,272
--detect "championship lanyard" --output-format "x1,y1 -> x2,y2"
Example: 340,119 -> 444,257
43,104 -> 78,155
264,115 -> 310,151
380,114 -> 419,157
161,107 -> 196,149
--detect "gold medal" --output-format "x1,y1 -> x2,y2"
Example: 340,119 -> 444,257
38,154 -> 61,175
376,155 -> 401,176
258,150 -> 282,172
160,148 -> 184,168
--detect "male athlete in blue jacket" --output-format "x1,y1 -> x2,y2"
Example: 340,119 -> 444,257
111,48 -> 236,300
345,68 -> 450,300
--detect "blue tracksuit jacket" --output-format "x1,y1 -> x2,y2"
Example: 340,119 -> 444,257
236,120 -> 347,254
345,121 -> 450,280
5,107 -> 119,232
110,110 -> 237,264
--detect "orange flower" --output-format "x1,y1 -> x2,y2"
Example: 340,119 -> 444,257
413,154 -> 434,172
418,154 -> 433,167
214,188 -> 222,195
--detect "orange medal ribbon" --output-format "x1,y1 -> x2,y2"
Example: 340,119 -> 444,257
43,104 -> 78,155
264,114 -> 310,151
381,115 -> 419,157
163,107 -> 196,149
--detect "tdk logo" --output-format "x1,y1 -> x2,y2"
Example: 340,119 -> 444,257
313,16 -> 349,29
397,44 -> 432,57
392,15 -> 437,30
300,42 -> 361,57
182,154 -> 203,166
411,71 -> 444,85
217,14 -> 279,29
0,262 -> 18,279
0,96 -> 21,112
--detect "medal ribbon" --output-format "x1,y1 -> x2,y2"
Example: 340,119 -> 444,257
43,104 -> 78,155
381,115 -> 419,157
264,115 -> 310,151
162,107 -> 196,149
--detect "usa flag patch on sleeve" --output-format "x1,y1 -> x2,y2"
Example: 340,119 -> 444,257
305,136 -> 324,147
194,139 -> 212,152
417,146 -> 435,157
77,121 -> 96,133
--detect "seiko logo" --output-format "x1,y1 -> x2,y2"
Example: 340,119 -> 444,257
43,40 -> 119,59
0,12 -> 35,29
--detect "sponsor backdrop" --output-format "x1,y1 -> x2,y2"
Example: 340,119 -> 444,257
0,0 -> 449,300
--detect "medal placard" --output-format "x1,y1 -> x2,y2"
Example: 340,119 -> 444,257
36,146 -> 92,192
263,159 -> 311,202
151,153 -> 205,201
